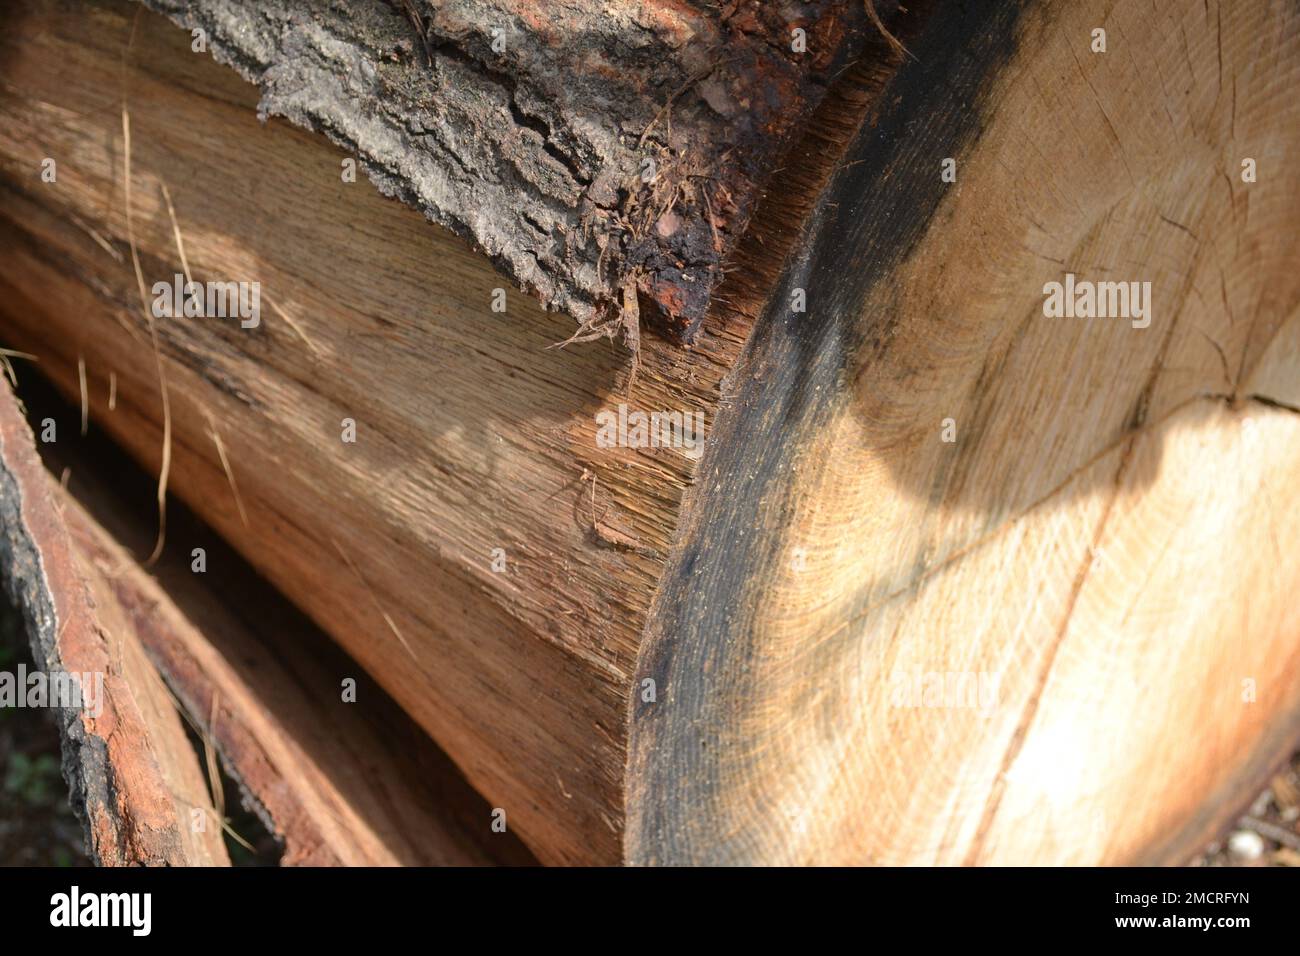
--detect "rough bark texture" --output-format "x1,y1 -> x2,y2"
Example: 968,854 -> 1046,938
0,380 -> 229,866
136,0 -> 875,343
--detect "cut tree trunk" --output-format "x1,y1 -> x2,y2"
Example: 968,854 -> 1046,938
0,0 -> 1298,866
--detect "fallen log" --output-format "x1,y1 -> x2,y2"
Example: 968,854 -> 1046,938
2,372 -> 536,865
0,376 -> 228,865
1,0 -> 1298,866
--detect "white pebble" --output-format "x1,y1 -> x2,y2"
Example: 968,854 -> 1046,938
1227,829 -> 1265,861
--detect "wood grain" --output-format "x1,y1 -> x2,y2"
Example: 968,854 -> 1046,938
631,0 -> 1300,865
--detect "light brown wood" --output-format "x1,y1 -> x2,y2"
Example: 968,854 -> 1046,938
629,0 -> 1300,864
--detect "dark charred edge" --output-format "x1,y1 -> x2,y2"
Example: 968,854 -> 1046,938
130,0 -> 878,346
0,387 -> 194,866
627,0 -> 1030,865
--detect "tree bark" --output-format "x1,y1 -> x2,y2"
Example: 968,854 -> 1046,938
136,0 -> 881,342
0,379 -> 229,865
